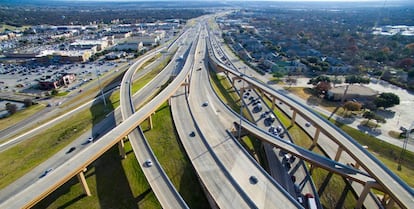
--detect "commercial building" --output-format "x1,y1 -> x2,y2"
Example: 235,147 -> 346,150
37,73 -> 76,90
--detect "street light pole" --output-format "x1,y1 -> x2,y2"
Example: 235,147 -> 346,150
397,121 -> 414,171
96,68 -> 107,108
238,66 -> 246,141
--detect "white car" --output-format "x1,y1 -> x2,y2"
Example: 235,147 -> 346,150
145,159 -> 153,167
87,137 -> 94,143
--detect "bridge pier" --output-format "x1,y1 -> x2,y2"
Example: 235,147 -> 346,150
383,194 -> 395,209
118,139 -> 126,159
148,115 -> 153,130
291,110 -> 297,126
312,128 -> 320,146
334,147 -> 343,161
77,169 -> 91,196
271,96 -> 276,110
355,181 -> 380,209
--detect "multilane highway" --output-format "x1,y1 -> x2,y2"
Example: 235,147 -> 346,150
208,31 -> 414,208
118,27 -> 196,208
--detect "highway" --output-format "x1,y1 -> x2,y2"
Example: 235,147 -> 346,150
171,27 -> 261,209
208,36 -> 414,208
119,27 -> 194,208
0,25 -> 192,208
180,27 -> 303,208
1,12 -> 412,209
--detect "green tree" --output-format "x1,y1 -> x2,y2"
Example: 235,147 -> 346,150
5,103 -> 18,115
23,99 -> 33,108
51,89 -> 59,96
374,92 -> 400,109
363,111 -> 376,125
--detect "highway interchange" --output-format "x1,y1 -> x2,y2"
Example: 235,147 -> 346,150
0,14 -> 413,209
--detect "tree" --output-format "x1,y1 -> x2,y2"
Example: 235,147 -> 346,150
51,89 -> 59,96
5,103 -> 18,115
363,111 -> 376,124
374,92 -> 400,109
308,75 -> 331,85
345,75 -> 370,85
23,99 -> 33,108
343,101 -> 362,114
308,75 -> 332,95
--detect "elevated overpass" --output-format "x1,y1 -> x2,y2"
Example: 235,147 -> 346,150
118,31 -> 193,208
0,24 -> 197,209
206,28 -> 414,209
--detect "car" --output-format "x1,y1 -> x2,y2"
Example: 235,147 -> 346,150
189,131 -> 196,137
276,126 -> 282,133
249,176 -> 258,184
305,122 -> 311,127
145,159 -> 153,167
40,168 -> 53,178
202,101 -> 209,107
66,146 -> 76,154
87,137 -> 94,143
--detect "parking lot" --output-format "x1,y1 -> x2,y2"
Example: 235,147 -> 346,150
0,60 -> 123,96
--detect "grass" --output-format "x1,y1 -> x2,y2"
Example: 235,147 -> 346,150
0,47 -> 173,190
131,53 -> 173,95
35,103 -> 210,209
56,91 -> 69,97
140,102 -> 210,208
0,99 -> 111,190
0,104 -> 44,132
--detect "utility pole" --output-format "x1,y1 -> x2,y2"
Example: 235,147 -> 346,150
96,68 -> 107,108
397,121 -> 414,170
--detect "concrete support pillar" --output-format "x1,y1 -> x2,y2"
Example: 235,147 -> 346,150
148,115 -> 153,130
313,128 -> 321,146
260,90 -> 264,98
354,162 -> 361,169
77,170 -> 91,196
291,110 -> 297,127
384,196 -> 395,209
355,181 -> 378,209
271,97 -> 276,110
118,140 -> 126,159
334,147 -> 343,161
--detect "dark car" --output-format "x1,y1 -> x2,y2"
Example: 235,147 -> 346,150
66,146 -> 76,154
